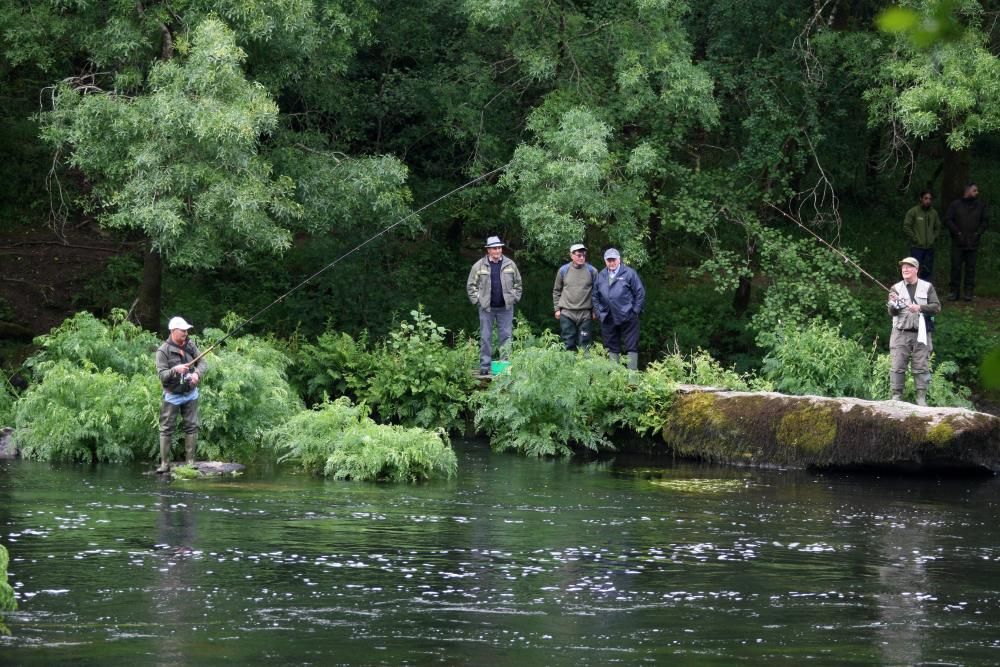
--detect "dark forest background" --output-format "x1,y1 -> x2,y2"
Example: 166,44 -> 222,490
1,0 -> 998,393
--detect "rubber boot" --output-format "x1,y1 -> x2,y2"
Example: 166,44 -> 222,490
627,352 -> 639,371
184,432 -> 198,466
156,435 -> 172,473
916,390 -> 927,407
609,352 -> 620,364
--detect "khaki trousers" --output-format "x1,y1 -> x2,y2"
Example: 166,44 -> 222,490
889,328 -> 931,392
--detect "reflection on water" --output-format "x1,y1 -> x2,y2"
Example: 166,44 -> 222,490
1,442 -> 1000,664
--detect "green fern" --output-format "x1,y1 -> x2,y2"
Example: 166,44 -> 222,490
268,397 -> 457,482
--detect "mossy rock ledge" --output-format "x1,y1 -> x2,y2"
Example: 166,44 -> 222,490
658,385 -> 1000,473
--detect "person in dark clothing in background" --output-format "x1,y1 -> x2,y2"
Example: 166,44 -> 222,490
944,182 -> 989,301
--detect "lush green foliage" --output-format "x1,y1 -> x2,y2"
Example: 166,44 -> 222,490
361,309 -> 477,432
868,2 -> 1000,151
751,234 -> 868,350
195,328 -> 303,463
474,344 -> 647,457
761,320 -> 876,398
12,312 -> 301,463
932,309 -> 1000,386
288,330 -> 373,406
3,0 -> 1000,414
25,309 -> 159,380
14,362 -> 157,462
268,398 -> 457,482
0,544 -> 14,613
650,349 -> 772,393
0,375 -> 15,427
40,19 -> 301,268
289,310 -> 476,433
761,319 -> 973,407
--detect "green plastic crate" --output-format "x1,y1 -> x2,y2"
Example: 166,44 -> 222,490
490,360 -> 511,375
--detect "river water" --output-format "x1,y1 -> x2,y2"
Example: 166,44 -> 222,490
2,439 -> 1000,665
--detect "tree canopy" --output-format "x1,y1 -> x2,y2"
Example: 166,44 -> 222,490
1,0 -> 998,383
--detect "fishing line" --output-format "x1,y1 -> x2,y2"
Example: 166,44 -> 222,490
190,161 -> 511,364
766,203 -> 892,292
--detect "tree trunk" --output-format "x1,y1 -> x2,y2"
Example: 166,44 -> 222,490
136,243 -> 162,332
732,274 -> 752,317
941,146 -> 970,206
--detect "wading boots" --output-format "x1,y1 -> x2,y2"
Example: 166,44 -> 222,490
627,352 -> 639,371
184,433 -> 198,466
157,435 -> 172,473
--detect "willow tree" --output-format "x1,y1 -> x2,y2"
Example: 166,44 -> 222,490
40,19 -> 299,330
466,0 -> 719,264
866,0 -> 1000,202
9,0 -> 409,333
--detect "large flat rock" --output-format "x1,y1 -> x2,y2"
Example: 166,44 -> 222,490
659,385 -> 1000,472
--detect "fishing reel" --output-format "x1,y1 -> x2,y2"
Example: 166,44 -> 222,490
888,292 -> 908,311
177,371 -> 195,392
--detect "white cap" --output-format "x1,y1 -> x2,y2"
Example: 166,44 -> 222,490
569,243 -> 587,253
167,316 -> 193,331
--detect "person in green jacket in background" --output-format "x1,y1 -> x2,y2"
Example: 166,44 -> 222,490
903,190 -> 941,282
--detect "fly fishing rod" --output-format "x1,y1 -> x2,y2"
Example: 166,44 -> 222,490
186,161 -> 511,366
766,202 -> 892,293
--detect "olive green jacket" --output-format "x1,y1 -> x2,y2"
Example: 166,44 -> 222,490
466,256 -> 523,311
903,205 -> 941,249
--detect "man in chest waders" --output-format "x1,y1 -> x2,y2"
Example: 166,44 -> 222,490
155,317 -> 207,472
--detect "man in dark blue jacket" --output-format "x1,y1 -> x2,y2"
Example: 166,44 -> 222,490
593,248 -> 646,369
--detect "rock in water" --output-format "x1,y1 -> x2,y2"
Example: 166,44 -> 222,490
0,427 -> 16,459
190,461 -> 245,475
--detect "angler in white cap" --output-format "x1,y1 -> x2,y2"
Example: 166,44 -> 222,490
154,316 -> 208,472
887,257 -> 941,406
467,236 -> 523,375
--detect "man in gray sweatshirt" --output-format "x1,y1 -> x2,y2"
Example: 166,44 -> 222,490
552,243 -> 597,351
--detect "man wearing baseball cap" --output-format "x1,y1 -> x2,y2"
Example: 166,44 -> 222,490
552,243 -> 598,351
593,248 -> 645,369
467,236 -> 523,375
154,316 -> 208,472
887,257 -> 940,405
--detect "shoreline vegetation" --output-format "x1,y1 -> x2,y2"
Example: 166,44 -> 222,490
2,310 -> 998,479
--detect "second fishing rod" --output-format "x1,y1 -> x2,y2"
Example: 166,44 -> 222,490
183,162 -> 511,367
767,203 -> 893,293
